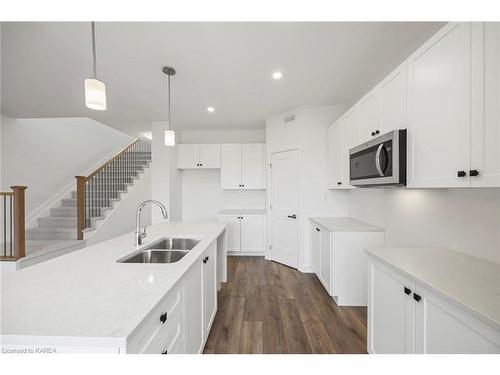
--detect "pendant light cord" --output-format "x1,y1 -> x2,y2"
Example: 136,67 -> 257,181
91,21 -> 97,78
168,73 -> 171,129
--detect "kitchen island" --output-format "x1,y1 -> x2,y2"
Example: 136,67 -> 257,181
1,221 -> 227,353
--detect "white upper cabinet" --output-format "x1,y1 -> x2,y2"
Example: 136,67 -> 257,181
341,110 -> 359,187
241,144 -> 266,189
407,23 -> 472,188
470,22 -> 500,187
220,144 -> 265,189
357,89 -> 381,144
379,62 -> 407,134
177,144 -> 221,169
328,120 -> 343,188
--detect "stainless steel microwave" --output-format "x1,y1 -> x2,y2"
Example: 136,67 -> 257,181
349,129 -> 407,187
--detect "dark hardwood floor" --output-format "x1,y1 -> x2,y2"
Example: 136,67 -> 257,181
203,256 -> 368,354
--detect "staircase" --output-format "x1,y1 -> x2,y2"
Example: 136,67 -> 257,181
20,140 -> 151,266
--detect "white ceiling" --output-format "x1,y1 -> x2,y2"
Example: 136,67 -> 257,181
1,22 -> 444,137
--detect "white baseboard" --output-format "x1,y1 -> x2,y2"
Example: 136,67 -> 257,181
298,264 -> 314,273
227,251 -> 266,257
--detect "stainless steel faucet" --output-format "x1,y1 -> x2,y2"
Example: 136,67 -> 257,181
135,200 -> 168,246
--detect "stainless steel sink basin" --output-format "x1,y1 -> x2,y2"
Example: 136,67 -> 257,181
117,237 -> 200,264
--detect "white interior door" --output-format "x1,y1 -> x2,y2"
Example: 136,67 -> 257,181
270,149 -> 298,268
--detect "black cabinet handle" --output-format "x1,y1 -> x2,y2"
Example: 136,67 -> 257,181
162,349 -> 168,354
371,131 -> 375,136
238,184 -> 242,187
203,258 -> 207,264
206,256 -> 209,262
470,169 -> 479,177
404,287 -> 411,295
375,130 -> 380,135
287,214 -> 297,219
457,170 -> 467,177
242,184 -> 245,187
160,312 -> 168,324
316,227 -> 320,232
413,293 -> 422,302
337,181 -> 342,185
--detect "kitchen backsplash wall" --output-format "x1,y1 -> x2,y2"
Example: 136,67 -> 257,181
347,188 -> 500,264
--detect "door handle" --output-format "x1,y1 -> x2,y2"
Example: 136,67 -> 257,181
375,144 -> 385,177
287,214 -> 297,219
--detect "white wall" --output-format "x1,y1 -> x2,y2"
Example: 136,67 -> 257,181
180,129 -> 267,221
266,105 -> 348,271
86,167 -> 152,246
0,116 -> 133,215
348,188 -> 500,264
151,121 -> 183,223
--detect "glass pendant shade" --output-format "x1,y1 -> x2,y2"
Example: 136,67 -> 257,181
85,78 -> 107,111
164,129 -> 176,146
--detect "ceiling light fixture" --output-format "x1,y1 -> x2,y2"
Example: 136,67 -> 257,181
162,66 -> 176,147
272,71 -> 283,80
207,106 -> 215,113
85,22 -> 107,111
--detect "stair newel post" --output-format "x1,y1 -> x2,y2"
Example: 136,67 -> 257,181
75,176 -> 86,240
11,186 -> 27,259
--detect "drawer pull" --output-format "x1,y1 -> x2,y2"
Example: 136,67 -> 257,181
413,293 -> 422,302
162,349 -> 168,354
404,287 -> 411,295
160,312 -> 168,324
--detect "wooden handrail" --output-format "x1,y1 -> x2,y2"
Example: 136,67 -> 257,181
85,139 -> 139,181
75,138 -> 151,240
1,186 -> 27,261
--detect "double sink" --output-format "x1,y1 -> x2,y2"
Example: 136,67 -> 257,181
117,237 -> 200,264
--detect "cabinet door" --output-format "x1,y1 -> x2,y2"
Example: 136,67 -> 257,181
407,23 -> 472,188
368,259 -> 415,354
357,90 -> 381,144
220,144 -> 242,189
183,261 -> 203,354
203,243 -> 217,339
241,144 -> 265,189
311,224 -> 321,276
240,214 -> 264,252
414,283 -> 500,353
199,144 -> 221,169
341,111 -> 359,187
470,22 -> 500,187
177,144 -> 200,169
328,121 -> 344,188
218,214 -> 241,252
380,62 -> 407,134
319,229 -> 331,294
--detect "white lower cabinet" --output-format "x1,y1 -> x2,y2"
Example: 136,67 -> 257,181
218,213 -> 265,253
309,221 -> 384,306
127,241 -> 218,354
368,256 -> 500,354
183,259 -> 204,354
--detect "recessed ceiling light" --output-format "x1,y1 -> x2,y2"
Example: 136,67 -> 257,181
272,71 -> 283,80
143,131 -> 152,140
207,106 -> 215,113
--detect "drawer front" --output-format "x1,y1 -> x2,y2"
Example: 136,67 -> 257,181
142,309 -> 183,354
127,285 -> 182,353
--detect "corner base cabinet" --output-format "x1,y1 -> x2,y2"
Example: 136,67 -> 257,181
367,255 -> 500,354
310,218 -> 384,306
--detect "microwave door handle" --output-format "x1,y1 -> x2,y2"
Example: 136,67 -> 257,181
375,144 -> 385,177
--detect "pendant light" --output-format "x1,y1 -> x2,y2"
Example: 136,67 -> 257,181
162,66 -> 176,146
85,22 -> 107,111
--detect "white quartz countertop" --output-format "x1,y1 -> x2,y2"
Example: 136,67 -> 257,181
218,208 -> 266,215
0,221 -> 226,344
309,217 -> 383,232
366,247 -> 500,330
